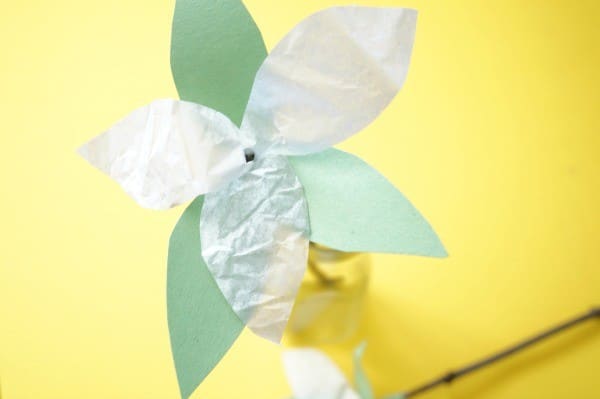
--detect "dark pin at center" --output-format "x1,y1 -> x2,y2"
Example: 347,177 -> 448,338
244,148 -> 255,163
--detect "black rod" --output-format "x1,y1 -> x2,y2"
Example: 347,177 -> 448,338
400,307 -> 599,398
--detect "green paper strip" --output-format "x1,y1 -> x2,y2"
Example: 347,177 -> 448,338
354,343 -> 374,399
289,149 -> 447,257
170,0 -> 267,126
167,197 -> 245,399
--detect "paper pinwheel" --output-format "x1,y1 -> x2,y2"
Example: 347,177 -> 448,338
283,344 -> 404,399
79,1 -> 445,397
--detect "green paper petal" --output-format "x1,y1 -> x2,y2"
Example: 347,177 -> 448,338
289,149 -> 447,257
170,0 -> 267,126
167,197 -> 245,398
354,343 -> 374,399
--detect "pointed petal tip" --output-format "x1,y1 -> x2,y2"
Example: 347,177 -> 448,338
432,245 -> 449,259
354,341 -> 368,358
414,234 -> 448,259
76,142 -> 88,160
429,238 -> 449,258
178,381 -> 198,399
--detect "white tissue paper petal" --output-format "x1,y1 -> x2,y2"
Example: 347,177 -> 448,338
241,6 -> 417,156
200,156 -> 310,342
283,349 -> 360,399
79,99 -> 249,210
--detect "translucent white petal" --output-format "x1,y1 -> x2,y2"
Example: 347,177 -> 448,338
241,6 -> 417,155
283,349 -> 360,399
79,99 -> 249,209
200,156 -> 310,342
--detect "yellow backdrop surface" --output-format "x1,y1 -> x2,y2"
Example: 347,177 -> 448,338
1,0 -> 598,398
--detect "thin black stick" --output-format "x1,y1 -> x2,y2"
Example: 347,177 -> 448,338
400,307 -> 600,398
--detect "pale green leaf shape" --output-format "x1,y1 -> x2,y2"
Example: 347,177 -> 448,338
289,149 -> 447,257
168,0 -> 268,397
167,198 -> 245,399
171,0 -> 267,126
354,342 -> 374,399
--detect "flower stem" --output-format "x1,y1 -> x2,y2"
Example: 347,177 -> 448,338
398,307 -> 599,398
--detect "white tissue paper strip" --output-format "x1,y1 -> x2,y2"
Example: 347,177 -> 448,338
241,6 -> 417,156
283,349 -> 360,399
200,156 -> 310,342
78,99 -> 249,210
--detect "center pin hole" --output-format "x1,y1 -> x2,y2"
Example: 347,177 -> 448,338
244,148 -> 255,163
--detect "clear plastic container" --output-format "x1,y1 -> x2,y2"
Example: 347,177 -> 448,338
286,243 -> 371,344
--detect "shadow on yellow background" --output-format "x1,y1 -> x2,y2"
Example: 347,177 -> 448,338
0,0 -> 598,398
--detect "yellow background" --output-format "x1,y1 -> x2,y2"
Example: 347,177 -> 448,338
1,0 -> 598,398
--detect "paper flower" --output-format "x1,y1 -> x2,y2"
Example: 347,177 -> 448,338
283,344 -> 405,399
79,1 -> 445,397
